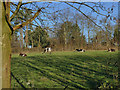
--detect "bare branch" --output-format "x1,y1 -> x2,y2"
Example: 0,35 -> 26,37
13,8 -> 42,30
65,2 -> 104,30
30,23 -> 38,27
71,2 -> 107,16
10,2 -> 17,7
10,2 -> 34,21
10,2 -> 22,21
34,19 -> 40,26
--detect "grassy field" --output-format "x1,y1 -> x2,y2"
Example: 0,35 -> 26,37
11,51 -> 119,89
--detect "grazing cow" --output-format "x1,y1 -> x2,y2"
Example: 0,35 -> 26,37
108,48 -> 115,52
19,53 -> 27,57
75,49 -> 85,52
42,47 -> 51,54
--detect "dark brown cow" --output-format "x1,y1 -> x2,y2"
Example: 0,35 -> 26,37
19,53 -> 27,57
108,48 -> 115,52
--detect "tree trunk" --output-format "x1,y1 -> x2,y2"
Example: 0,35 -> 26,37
81,30 -> 84,49
88,30 -> 90,45
38,35 -> 41,47
31,36 -> 34,48
106,31 -> 109,48
2,2 -> 12,88
32,40 -> 34,48
20,28 -> 23,48
0,2 -> 2,89
64,27 -> 67,50
25,25 -> 28,48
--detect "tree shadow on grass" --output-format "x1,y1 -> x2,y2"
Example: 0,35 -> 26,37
18,61 -> 85,89
11,53 -> 118,89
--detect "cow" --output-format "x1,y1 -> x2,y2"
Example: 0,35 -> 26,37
75,49 -> 85,52
42,47 -> 52,54
19,53 -> 27,57
108,48 -> 115,52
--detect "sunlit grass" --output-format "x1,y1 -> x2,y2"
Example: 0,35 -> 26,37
11,51 -> 118,89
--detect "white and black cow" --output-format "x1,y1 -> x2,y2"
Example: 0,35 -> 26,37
108,48 -> 115,52
42,47 -> 52,54
75,49 -> 85,52
19,53 -> 27,57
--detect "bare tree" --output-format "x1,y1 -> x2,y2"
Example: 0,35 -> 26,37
2,1 -> 44,88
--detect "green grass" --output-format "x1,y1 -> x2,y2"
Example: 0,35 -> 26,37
11,51 -> 119,89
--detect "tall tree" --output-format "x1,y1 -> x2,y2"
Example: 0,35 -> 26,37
113,23 -> 119,46
56,21 -> 83,50
2,1 -> 12,88
2,1 -> 43,88
28,26 -> 50,48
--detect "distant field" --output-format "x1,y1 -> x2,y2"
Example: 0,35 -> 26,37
11,51 -> 119,89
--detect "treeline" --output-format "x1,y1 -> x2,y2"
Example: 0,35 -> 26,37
11,19 -> 119,53
10,2 -> 119,53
